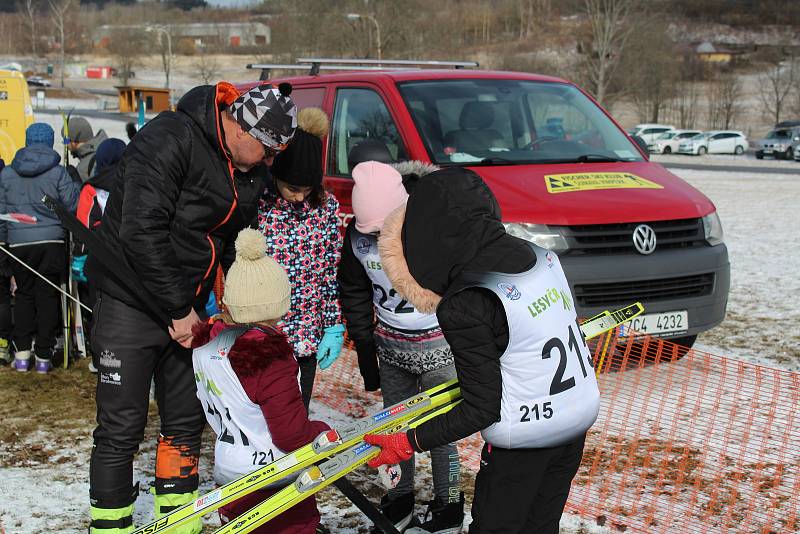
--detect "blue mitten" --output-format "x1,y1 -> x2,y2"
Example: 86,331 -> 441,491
205,290 -> 220,317
71,255 -> 87,283
316,324 -> 345,370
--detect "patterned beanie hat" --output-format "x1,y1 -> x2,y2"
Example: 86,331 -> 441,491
230,83 -> 298,151
223,228 -> 291,324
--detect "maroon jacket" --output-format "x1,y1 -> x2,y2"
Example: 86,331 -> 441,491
193,320 -> 330,533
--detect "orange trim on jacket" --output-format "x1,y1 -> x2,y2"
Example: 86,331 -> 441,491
196,81 -> 242,296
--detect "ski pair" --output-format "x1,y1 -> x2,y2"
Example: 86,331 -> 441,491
135,302 -> 641,534
133,379 -> 462,534
215,398 -> 461,534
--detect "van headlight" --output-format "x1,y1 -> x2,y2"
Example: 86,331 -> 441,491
702,211 -> 724,246
504,223 -> 569,253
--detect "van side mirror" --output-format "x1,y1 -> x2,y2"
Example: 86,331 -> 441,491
631,135 -> 650,155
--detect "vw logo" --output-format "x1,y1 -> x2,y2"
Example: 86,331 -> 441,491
632,224 -> 657,255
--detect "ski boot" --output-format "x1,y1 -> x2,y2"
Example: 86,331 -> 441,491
154,490 -> 202,534
89,502 -> 135,534
12,349 -> 31,372
35,356 -> 53,374
371,492 -> 416,533
0,338 -> 10,365
407,492 -> 465,534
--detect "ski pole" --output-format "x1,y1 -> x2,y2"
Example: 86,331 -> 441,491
0,243 -> 92,313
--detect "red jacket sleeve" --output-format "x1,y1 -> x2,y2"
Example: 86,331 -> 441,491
234,355 -> 330,453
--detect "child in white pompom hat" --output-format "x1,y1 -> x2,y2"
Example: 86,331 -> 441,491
191,228 -> 330,533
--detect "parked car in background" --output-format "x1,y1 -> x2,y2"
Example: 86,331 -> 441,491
26,76 -> 51,87
241,61 -> 730,348
792,133 -> 800,162
755,127 -> 799,160
649,129 -> 703,154
628,123 -> 676,145
677,131 -> 748,155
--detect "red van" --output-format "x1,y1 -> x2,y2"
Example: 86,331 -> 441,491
243,65 -> 729,347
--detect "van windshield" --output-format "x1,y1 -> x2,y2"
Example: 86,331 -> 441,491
398,79 -> 644,165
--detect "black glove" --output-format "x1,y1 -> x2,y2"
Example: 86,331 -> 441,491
355,339 -> 380,392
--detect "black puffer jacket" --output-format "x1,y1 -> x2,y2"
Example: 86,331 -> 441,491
90,82 -> 266,320
379,168 -> 536,451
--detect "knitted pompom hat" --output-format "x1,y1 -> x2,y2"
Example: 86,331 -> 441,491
222,228 -> 291,324
271,107 -> 330,187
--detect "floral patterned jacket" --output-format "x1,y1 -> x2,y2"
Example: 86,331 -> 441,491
257,190 -> 342,358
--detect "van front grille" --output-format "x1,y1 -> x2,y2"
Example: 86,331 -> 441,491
563,218 -> 704,255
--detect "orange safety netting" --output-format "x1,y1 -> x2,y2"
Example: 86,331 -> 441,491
313,330 -> 800,534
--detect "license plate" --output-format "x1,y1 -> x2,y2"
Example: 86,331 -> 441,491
618,311 -> 688,337
764,149 -> 773,154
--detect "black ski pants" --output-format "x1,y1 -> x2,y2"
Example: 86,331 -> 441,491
90,292 -> 205,508
0,274 -> 11,341
12,243 -> 67,358
469,434 -> 586,534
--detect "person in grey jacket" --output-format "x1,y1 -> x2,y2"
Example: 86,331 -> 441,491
62,117 -> 108,183
0,123 -> 80,373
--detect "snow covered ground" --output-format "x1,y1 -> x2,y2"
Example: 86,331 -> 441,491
0,157 -> 797,533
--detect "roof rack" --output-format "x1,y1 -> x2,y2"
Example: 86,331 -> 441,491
245,58 -> 479,80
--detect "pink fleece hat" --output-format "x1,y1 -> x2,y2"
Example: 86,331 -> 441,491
352,161 -> 409,234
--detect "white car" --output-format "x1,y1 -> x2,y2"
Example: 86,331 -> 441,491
627,123 -> 676,145
648,130 -> 703,154
677,131 -> 748,155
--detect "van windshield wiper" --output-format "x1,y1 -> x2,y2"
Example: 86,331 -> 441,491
528,154 -> 627,164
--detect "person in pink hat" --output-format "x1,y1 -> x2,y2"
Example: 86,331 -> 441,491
338,161 -> 464,533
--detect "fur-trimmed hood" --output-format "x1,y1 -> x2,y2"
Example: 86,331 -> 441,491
378,167 -> 506,312
192,320 -> 293,378
390,160 -> 439,194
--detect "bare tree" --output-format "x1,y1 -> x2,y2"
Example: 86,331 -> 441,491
580,0 -> 637,106
623,19 -> 680,123
18,0 -> 38,56
108,28 -> 145,86
48,0 -> 72,87
668,80 -> 701,129
194,48 -> 220,85
706,74 -> 741,129
757,52 -> 797,126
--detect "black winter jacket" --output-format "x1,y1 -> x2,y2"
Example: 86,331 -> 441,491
378,168 -> 537,451
90,82 -> 266,320
338,220 -> 380,391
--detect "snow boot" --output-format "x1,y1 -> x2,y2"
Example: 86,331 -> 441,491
371,492 -> 416,533
154,490 -> 201,534
89,502 -> 135,534
35,356 -> 53,374
409,492 -> 465,534
0,338 -> 10,365
12,349 -> 31,372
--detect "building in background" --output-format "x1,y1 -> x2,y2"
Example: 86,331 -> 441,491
94,22 -> 270,49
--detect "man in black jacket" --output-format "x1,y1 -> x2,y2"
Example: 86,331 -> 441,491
87,81 -> 296,534
365,168 -> 601,534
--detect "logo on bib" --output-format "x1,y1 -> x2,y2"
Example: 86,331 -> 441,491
356,237 -> 371,254
545,251 -> 555,268
497,282 -> 521,301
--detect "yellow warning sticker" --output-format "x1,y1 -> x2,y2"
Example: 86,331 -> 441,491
544,173 -> 663,193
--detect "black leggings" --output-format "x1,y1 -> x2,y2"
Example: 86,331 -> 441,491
90,293 -> 205,507
11,243 -> 66,358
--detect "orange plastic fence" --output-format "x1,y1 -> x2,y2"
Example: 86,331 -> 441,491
313,331 -> 800,534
